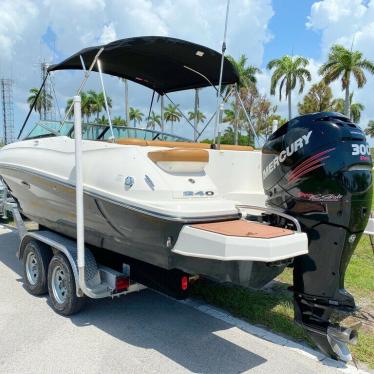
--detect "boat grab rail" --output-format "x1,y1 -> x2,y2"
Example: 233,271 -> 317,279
235,204 -> 302,233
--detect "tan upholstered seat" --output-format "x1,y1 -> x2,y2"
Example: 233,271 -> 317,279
148,140 -> 210,149
148,148 -> 209,163
115,138 -> 253,151
191,220 -> 293,238
115,138 -> 148,146
220,144 -> 254,151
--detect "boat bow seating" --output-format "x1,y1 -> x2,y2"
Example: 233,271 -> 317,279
172,219 -> 308,262
148,148 -> 209,173
148,148 -> 209,163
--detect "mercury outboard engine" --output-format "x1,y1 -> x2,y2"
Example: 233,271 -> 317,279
262,112 -> 372,361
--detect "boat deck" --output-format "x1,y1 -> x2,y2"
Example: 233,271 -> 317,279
191,220 -> 293,239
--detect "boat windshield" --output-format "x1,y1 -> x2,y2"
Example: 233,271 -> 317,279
80,123 -> 191,142
25,121 -> 191,143
26,121 -> 74,139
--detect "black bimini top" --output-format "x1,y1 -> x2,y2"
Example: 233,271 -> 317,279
48,36 -> 239,95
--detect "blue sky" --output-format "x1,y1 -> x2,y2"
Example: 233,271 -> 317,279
264,0 -> 321,62
1,0 -> 374,143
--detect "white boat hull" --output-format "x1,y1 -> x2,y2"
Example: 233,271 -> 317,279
0,136 -> 308,288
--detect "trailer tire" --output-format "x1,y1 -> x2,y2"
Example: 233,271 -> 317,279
23,240 -> 52,295
48,253 -> 85,316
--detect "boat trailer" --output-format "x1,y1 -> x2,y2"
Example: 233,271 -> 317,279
12,207 -> 147,311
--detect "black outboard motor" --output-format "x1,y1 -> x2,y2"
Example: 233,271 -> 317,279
262,112 -> 372,361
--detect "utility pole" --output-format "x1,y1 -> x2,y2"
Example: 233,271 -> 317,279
39,61 -> 55,121
0,79 -> 15,145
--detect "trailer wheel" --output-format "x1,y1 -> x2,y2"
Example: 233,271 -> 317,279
48,253 -> 85,316
23,240 -> 52,295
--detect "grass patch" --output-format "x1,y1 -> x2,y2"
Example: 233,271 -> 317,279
191,232 -> 374,369
345,235 -> 374,298
351,333 -> 374,369
191,280 -> 311,343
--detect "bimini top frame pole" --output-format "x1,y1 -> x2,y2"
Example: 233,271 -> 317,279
235,88 -> 259,146
17,73 -> 50,139
196,84 -> 235,141
97,59 -> 115,141
60,47 -> 104,129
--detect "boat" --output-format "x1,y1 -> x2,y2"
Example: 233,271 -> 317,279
0,36 -> 372,361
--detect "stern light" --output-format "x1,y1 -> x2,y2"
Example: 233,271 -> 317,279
181,276 -> 189,291
115,277 -> 130,292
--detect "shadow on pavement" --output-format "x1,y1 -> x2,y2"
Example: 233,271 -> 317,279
0,228 -> 267,373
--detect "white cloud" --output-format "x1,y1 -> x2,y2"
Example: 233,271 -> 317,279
306,0 -> 374,143
99,23 -> 117,44
0,0 -> 38,62
307,0 -> 366,29
0,0 -> 274,141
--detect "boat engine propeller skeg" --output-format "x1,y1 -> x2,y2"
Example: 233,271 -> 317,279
262,112 -> 373,361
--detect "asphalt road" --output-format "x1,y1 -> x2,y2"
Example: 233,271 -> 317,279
0,225 -> 351,374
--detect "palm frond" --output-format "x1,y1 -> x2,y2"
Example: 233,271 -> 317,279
278,76 -> 287,101
351,67 -> 366,88
357,59 -> 374,74
267,59 -> 281,70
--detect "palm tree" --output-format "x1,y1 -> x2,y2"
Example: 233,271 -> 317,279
65,98 -> 74,120
147,111 -> 161,130
188,110 -> 206,138
226,55 -> 261,90
27,87 -> 53,120
267,55 -> 311,120
224,56 -> 261,144
112,116 -> 126,126
164,104 -> 181,134
223,103 -> 244,139
88,90 -> 103,120
129,107 -> 144,127
96,115 -> 108,125
351,101 -> 365,123
223,107 -> 235,125
220,126 -> 235,145
223,108 -> 238,144
65,92 -> 94,123
319,44 -> 374,117
333,93 -> 365,123
298,81 -> 335,114
88,90 -> 112,120
364,120 -> 374,137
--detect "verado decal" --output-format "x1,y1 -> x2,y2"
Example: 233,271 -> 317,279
263,131 -> 312,179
